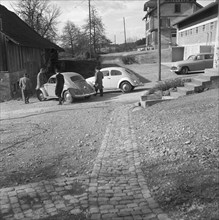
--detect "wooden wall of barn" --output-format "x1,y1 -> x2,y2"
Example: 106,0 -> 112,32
0,33 -> 8,71
0,39 -> 46,101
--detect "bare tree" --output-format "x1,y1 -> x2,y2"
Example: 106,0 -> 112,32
61,21 -> 81,57
84,6 -> 110,55
12,0 -> 61,42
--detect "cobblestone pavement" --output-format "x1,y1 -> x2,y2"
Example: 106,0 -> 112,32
0,104 -> 171,220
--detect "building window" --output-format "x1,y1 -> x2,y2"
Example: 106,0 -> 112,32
175,4 -> 181,13
196,27 -> 198,34
210,22 -> 214,30
190,29 -> 192,35
181,32 -> 183,37
160,18 -> 170,28
203,25 -> 205,32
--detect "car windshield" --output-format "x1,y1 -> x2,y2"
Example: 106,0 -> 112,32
187,55 -> 196,60
70,75 -> 84,82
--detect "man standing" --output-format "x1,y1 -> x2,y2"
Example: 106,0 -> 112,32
55,67 -> 65,105
19,73 -> 32,104
94,66 -> 104,96
36,68 -> 47,90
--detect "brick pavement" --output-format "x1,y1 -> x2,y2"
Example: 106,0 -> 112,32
0,104 -> 171,220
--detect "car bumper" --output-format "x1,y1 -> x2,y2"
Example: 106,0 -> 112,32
74,92 -> 96,98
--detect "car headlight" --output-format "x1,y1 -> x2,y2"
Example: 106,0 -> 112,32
171,66 -> 179,71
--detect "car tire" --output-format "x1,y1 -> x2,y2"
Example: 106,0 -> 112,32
37,90 -> 45,101
120,81 -> 132,93
64,90 -> 73,104
181,67 -> 189,74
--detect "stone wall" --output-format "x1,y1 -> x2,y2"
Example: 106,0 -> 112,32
0,71 -> 10,101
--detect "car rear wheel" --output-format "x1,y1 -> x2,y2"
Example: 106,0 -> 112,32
37,90 -> 45,101
181,67 -> 189,74
120,81 -> 132,93
64,91 -> 73,104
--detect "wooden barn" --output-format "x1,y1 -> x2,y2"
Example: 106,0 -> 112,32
0,5 -> 63,101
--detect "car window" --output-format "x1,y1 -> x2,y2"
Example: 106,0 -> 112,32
196,55 -> 203,60
204,54 -> 213,59
48,78 -> 56,84
70,75 -> 84,82
111,70 -> 122,76
187,55 -> 196,60
102,70 -> 109,76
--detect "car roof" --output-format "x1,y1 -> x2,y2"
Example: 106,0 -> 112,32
191,53 -> 213,56
50,72 -> 81,78
101,67 -> 125,71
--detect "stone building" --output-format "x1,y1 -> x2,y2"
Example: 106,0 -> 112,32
143,0 -> 202,49
173,1 -> 219,67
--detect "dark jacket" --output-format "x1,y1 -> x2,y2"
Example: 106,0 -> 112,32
55,73 -> 64,97
95,70 -> 104,89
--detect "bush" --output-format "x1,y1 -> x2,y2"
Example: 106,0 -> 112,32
147,78 -> 191,95
122,55 -> 137,65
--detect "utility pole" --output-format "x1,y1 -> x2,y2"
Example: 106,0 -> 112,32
157,0 -> 161,81
123,17 -> 127,51
114,35 -> 116,45
88,0 -> 92,59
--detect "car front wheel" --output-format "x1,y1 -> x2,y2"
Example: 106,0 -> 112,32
64,91 -> 73,104
37,90 -> 45,101
120,81 -> 132,93
181,67 -> 189,74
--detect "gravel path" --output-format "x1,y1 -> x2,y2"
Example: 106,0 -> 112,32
0,103 -> 171,220
131,89 -> 219,220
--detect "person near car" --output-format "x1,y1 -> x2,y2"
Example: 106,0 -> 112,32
55,67 -> 65,105
94,66 -> 104,96
19,73 -> 32,104
36,67 -> 47,91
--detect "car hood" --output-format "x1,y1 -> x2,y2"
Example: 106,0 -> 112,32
67,79 -> 94,94
172,60 -> 191,66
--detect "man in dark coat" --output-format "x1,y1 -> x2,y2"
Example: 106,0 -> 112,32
19,73 -> 32,104
55,67 -> 65,105
94,66 -> 104,96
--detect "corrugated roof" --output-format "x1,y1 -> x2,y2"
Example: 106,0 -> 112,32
0,4 -> 63,51
173,2 -> 218,26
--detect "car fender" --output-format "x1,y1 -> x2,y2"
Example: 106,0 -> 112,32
117,77 -> 133,88
63,88 -> 76,98
39,87 -> 49,97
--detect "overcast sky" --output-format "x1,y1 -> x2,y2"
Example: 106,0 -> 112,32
0,0 -> 215,44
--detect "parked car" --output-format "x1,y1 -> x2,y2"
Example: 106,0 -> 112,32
170,53 -> 214,74
86,67 -> 144,93
37,72 -> 95,103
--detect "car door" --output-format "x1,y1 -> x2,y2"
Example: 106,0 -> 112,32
102,70 -> 111,89
109,69 -> 123,89
189,55 -> 205,71
44,77 -> 56,97
204,54 -> 214,69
